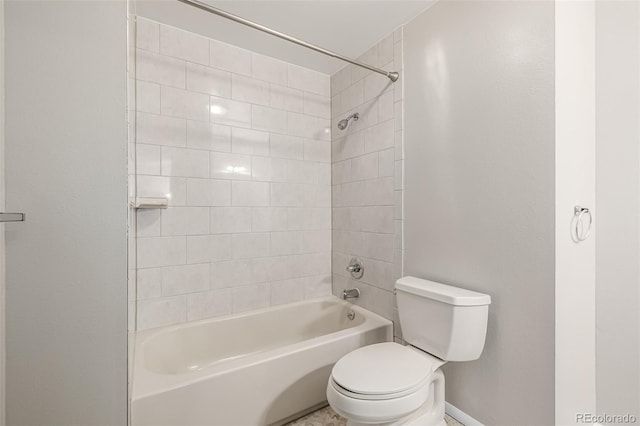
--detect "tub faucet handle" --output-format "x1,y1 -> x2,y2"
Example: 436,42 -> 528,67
346,257 -> 364,279
342,288 -> 360,300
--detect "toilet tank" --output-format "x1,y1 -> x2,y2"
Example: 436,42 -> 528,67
395,277 -> 491,362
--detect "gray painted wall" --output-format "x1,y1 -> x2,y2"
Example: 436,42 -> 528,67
595,1 -> 640,421
4,1 -> 128,424
403,1 -> 555,424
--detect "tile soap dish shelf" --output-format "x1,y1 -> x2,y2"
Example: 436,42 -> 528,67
133,197 -> 169,209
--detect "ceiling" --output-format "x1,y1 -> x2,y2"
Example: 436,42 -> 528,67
134,0 -> 434,75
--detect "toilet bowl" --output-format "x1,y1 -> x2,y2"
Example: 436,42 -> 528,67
327,342 -> 446,426
327,277 -> 491,426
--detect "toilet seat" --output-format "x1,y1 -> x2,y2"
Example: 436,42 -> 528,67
331,343 -> 435,399
327,343 -> 444,424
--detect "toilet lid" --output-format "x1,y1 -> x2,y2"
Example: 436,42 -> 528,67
331,343 -> 435,396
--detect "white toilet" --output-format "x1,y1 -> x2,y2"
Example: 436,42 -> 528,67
326,276 -> 491,426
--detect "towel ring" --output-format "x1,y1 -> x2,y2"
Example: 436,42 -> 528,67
574,206 -> 592,242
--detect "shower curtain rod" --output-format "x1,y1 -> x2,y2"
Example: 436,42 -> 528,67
176,0 -> 399,82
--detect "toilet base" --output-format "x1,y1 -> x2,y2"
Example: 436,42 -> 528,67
341,369 -> 445,426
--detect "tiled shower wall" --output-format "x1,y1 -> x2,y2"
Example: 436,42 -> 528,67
133,18 -> 332,330
330,30 -> 404,338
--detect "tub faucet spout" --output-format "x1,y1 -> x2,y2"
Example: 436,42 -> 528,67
342,288 -> 360,300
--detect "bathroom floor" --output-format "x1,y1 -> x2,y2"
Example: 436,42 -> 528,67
288,406 -> 464,426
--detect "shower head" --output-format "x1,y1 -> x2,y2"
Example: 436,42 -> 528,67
337,112 -> 359,130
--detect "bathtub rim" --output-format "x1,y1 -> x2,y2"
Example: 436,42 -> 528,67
132,296 -> 393,400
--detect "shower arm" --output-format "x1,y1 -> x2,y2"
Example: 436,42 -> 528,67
176,0 -> 399,83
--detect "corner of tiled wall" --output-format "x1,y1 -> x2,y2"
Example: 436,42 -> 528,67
132,18 -> 333,330
330,26 -> 404,341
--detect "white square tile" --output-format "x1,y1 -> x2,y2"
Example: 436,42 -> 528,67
332,159 -> 352,185
137,296 -> 186,330
161,207 -> 209,236
210,152 -> 251,180
137,268 -> 163,299
162,263 -> 210,296
303,139 -> 330,163
251,207 -> 287,232
394,160 -> 403,190
394,101 -> 403,131
232,127 -> 270,156
360,205 -> 394,234
351,152 -> 379,181
270,183 -> 303,207
364,120 -> 394,153
161,146 -> 209,178
341,181 -> 366,207
316,166 -> 329,187
186,62 -> 231,98
211,207 -> 252,234
364,177 -> 394,206
136,18 -> 159,52
252,53 -> 287,85
211,259 -> 253,288
304,274 -> 332,298
136,49 -> 185,89
287,112 -> 318,139
333,130 -> 364,161
251,156 -> 273,182
288,64 -> 318,93
187,289 -> 232,321
186,178 -> 231,206
270,134 -> 303,160
340,80 -> 364,113
232,181 -> 269,206
251,105 -> 287,134
364,232 -> 394,262
232,233 -> 270,259
137,112 -> 186,147
210,96 -> 252,128
137,236 -> 187,268
161,86 -> 209,122
250,256 -> 275,283
232,283 -> 270,313
137,209 -> 161,237
136,144 -> 161,175
271,278 -> 304,305
317,74 -> 331,97
210,40 -> 251,76
187,121 -> 231,152
270,84 -> 303,113
318,118 -> 332,142
160,24 -> 209,65
378,148 -> 395,177
186,234 -> 232,263
289,253 -> 330,277
287,208 -> 331,231
270,231 -> 302,256
232,74 -> 270,106
378,90 -> 395,123
303,92 -> 331,119
286,160 -> 317,184
136,80 -> 160,113
253,256 -> 290,282
302,230 -> 331,253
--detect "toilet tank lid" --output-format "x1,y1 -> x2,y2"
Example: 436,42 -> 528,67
395,276 -> 491,306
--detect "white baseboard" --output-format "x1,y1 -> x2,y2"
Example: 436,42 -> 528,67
445,402 -> 484,426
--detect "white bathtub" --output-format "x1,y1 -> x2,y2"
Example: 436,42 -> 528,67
131,296 -> 392,426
